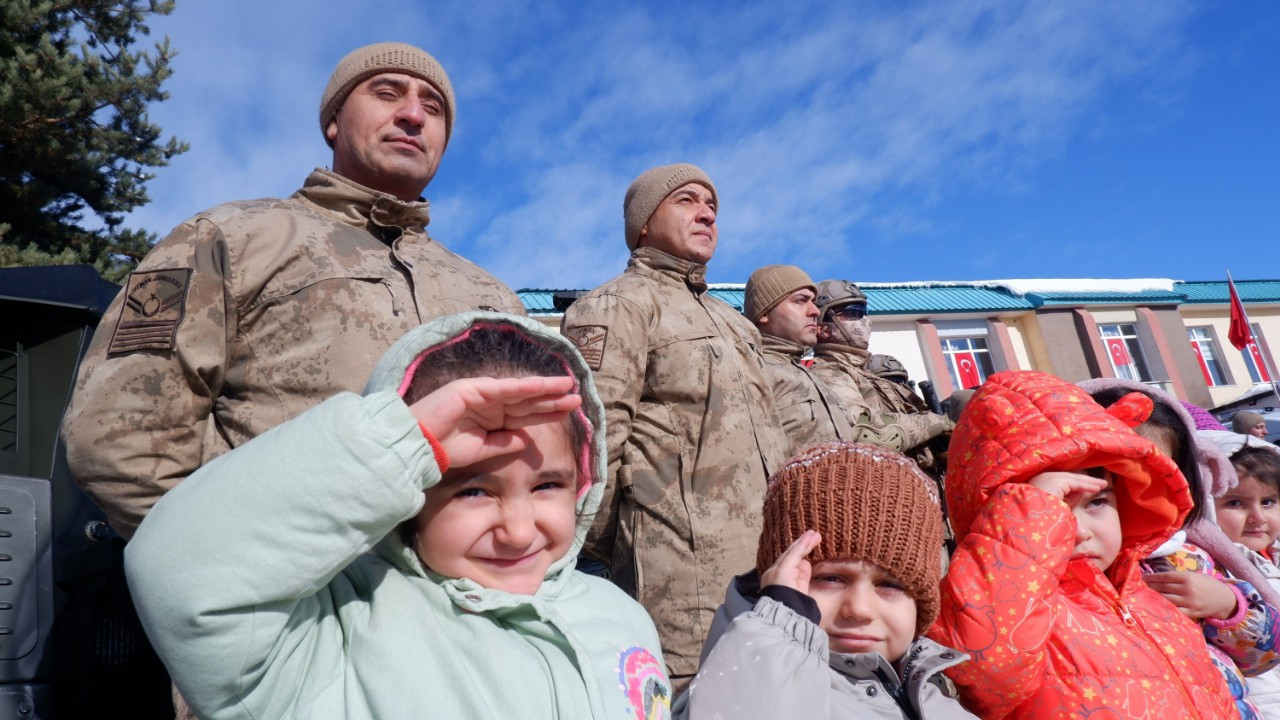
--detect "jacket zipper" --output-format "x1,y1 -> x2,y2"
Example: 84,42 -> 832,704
1106,591 -> 1202,720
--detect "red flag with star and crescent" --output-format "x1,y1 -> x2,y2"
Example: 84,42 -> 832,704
1106,338 -> 1132,368
955,352 -> 982,389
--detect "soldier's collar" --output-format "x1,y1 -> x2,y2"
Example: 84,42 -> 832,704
761,333 -> 810,357
629,247 -> 709,293
299,168 -> 432,233
815,342 -> 870,363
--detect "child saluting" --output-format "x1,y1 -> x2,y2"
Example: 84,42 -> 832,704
677,441 -> 977,719
930,370 -> 1235,719
126,313 -> 672,720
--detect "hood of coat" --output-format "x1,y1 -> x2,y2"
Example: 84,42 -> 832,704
948,371 -> 1190,576
362,311 -> 608,593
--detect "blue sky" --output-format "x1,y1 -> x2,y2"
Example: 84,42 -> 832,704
128,0 -> 1279,290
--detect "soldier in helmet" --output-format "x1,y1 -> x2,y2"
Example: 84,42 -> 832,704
810,279 -> 953,457
743,264 -> 853,455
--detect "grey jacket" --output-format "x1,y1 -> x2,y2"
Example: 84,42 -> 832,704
675,573 -> 976,720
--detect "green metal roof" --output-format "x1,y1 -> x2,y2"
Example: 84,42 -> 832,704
863,285 -> 1033,314
1174,280 -> 1280,304
517,279 -> 1280,316
1027,289 -> 1186,307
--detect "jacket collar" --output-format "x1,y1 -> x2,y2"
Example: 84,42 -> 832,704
295,168 -> 432,233
762,333 -> 811,359
723,571 -> 968,716
815,342 -> 870,366
628,247 -> 708,294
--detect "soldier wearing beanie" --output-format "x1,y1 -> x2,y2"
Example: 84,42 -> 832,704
675,442 -> 975,720
63,44 -> 525,717
562,164 -> 788,689
745,265 -> 854,455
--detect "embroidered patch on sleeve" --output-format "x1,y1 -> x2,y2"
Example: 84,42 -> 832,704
108,268 -> 194,355
565,325 -> 608,371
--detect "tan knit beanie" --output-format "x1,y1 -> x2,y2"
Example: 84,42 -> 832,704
756,441 -> 944,633
624,164 -> 717,251
1234,411 -> 1266,434
319,42 -> 456,145
745,265 -> 817,322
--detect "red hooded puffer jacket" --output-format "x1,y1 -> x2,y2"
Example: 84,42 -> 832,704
928,371 -> 1235,719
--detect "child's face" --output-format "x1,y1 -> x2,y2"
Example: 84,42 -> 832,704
1068,478 -> 1123,572
807,558 -> 917,664
414,422 -> 578,595
1214,474 -> 1280,554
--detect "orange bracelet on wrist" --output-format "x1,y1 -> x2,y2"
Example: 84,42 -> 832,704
417,421 -> 450,474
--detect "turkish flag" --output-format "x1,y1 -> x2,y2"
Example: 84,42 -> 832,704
1229,277 -> 1253,351
1106,338 -> 1132,367
1191,342 -> 1213,385
955,352 -> 982,389
1250,340 -> 1272,382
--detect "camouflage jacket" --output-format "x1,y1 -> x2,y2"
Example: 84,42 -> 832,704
759,334 -> 852,456
811,343 -> 952,453
62,168 -> 524,539
561,247 -> 788,676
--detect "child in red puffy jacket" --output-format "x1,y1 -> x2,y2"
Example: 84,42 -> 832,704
929,370 -> 1236,719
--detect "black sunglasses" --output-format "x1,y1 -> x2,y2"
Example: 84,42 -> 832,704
833,305 -> 867,320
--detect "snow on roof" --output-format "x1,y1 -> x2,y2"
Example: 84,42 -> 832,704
857,278 -> 1179,296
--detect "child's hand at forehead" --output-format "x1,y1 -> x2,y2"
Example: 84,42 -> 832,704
1029,471 -> 1108,502
761,530 -> 821,594
408,376 -> 581,471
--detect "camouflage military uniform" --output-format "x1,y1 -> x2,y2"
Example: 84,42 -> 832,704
561,246 -> 788,676
759,334 -> 853,455
62,168 -> 525,539
811,343 -> 952,453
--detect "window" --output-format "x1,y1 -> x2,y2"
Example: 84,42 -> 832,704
1098,324 -> 1153,382
1187,327 -> 1227,387
941,336 -> 995,390
1242,323 -> 1272,383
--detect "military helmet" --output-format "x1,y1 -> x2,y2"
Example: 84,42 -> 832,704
815,279 -> 868,320
868,353 -> 908,381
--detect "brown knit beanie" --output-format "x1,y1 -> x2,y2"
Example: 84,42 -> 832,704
745,265 -> 817,322
1234,411 -> 1267,434
319,42 -> 456,146
756,441 -> 944,633
624,164 -> 717,251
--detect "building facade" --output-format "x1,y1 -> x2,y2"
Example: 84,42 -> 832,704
519,279 -> 1280,414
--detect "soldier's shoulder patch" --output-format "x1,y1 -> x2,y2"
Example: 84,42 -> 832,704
564,325 -> 608,371
108,268 -> 194,355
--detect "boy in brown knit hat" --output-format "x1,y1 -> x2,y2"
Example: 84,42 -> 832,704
674,442 -> 975,720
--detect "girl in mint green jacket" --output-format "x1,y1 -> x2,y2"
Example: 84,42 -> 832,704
126,312 -> 673,720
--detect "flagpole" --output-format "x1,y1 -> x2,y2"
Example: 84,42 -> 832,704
1229,270 -> 1280,410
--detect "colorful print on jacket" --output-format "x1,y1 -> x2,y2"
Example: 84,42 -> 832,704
1145,542 -> 1280,720
929,370 -> 1236,719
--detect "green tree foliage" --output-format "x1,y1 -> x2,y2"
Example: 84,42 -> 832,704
0,0 -> 187,282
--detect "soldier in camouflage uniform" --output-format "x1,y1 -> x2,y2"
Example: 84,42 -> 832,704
63,42 -> 524,541
868,352 -> 933,412
561,164 -> 788,686
743,264 -> 853,455
810,279 -> 953,455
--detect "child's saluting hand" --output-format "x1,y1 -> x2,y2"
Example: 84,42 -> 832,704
408,376 -> 581,470
760,530 -> 821,594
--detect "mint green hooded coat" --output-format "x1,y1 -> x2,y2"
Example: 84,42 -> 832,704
126,312 -> 673,720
